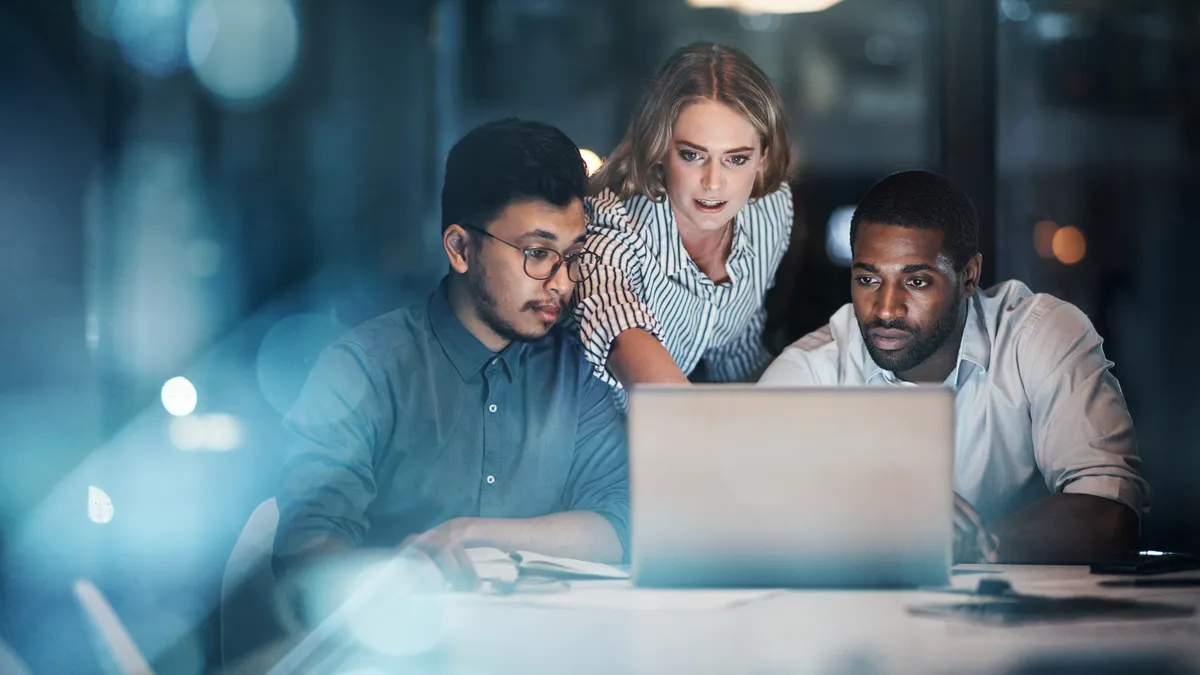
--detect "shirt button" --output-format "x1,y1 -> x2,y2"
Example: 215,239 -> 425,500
488,404 -> 497,413
486,475 -> 495,485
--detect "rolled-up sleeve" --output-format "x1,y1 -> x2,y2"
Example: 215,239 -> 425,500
1020,300 -> 1150,516
573,192 -> 664,383
561,372 -> 631,559
273,341 -> 392,571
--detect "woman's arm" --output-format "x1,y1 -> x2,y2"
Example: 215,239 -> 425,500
607,328 -> 690,386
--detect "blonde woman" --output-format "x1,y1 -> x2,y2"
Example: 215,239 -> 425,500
575,42 -> 794,402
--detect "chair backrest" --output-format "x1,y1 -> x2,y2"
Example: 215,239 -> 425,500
71,579 -> 154,675
220,497 -> 286,669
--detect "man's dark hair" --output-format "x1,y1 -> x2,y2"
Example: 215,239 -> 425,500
848,170 -> 979,271
441,118 -> 588,231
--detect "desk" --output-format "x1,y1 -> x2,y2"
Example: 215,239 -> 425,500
261,566 -> 1200,675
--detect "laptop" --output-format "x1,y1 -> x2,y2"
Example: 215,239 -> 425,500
627,384 -> 955,589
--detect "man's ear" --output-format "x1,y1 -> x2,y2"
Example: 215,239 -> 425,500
962,253 -> 984,296
443,224 -> 470,274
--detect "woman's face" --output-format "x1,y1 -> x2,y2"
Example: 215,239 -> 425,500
663,99 -> 768,234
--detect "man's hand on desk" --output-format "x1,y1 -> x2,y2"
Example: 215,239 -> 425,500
400,517 -> 481,592
954,493 -> 1000,564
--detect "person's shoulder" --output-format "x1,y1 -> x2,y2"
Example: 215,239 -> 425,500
979,279 -> 1091,340
586,188 -> 662,240
762,304 -> 858,382
753,181 -> 794,211
334,299 -> 430,366
742,182 -> 794,251
785,303 -> 857,351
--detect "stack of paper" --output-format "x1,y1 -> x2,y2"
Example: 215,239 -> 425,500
465,547 -> 629,582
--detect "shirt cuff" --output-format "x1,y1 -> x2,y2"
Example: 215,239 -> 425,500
587,507 -> 631,564
576,303 -> 664,373
1061,475 -> 1150,518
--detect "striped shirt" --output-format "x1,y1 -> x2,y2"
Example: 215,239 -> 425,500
573,183 -> 793,402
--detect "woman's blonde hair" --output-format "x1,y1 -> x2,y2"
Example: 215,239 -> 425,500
591,42 -> 792,201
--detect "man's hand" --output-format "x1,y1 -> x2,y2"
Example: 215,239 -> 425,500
954,493 -> 1000,564
399,518 -> 480,591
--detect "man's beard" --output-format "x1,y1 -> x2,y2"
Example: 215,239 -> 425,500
859,295 -> 962,375
468,267 -> 552,344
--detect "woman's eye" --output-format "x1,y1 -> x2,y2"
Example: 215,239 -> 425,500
728,155 -> 749,166
679,150 -> 699,162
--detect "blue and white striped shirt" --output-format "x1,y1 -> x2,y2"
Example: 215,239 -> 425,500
573,183 -> 793,400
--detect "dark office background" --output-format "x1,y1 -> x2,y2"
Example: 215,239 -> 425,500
1,0 -> 1198,672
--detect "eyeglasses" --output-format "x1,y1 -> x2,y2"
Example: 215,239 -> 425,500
461,224 -> 597,283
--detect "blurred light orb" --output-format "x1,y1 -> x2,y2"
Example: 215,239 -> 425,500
1000,0 -> 1033,22
169,413 -> 242,451
88,486 -> 115,524
73,0 -> 119,39
343,557 -> 450,657
579,149 -> 604,177
256,314 -> 346,416
1052,226 -> 1087,265
202,413 -> 242,451
161,376 -> 198,416
188,0 -> 300,104
825,205 -> 856,267
687,0 -> 845,13
111,0 -> 191,77
169,415 -> 206,450
1033,219 -> 1059,259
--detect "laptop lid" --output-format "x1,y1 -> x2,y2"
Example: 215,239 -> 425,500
628,385 -> 954,588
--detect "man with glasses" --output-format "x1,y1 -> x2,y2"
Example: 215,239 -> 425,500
273,119 -> 626,590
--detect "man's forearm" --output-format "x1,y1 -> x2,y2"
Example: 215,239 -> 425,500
995,493 -> 1138,564
458,510 -> 624,564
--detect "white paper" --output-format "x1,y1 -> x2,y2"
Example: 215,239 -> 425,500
513,550 -> 630,580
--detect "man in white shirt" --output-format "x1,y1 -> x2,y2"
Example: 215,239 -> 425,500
761,170 -> 1148,564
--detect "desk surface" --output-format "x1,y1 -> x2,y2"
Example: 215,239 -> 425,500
262,565 -> 1200,675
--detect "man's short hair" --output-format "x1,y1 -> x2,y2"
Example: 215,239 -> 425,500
849,170 -> 980,271
441,118 -> 588,231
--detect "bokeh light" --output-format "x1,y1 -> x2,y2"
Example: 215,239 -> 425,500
1033,219 -> 1059,259
161,376 -> 198,417
256,313 -> 346,416
687,0 -> 845,13
579,148 -> 604,176
111,0 -> 191,77
88,486 -> 115,524
342,556 -> 451,657
73,0 -> 119,39
187,0 -> 301,104
168,413 -> 242,451
1052,225 -> 1087,265
825,205 -> 856,267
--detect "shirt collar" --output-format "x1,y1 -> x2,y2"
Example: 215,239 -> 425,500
863,293 -> 991,388
427,278 -> 527,382
650,197 -> 757,279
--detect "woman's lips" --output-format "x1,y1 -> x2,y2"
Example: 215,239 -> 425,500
694,199 -> 727,214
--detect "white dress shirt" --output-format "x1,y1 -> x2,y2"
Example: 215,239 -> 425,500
573,184 -> 793,404
759,279 -> 1149,523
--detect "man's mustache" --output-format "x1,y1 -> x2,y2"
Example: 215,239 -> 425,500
866,319 -> 917,334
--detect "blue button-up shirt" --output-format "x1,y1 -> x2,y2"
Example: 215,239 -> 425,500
274,279 -> 630,570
